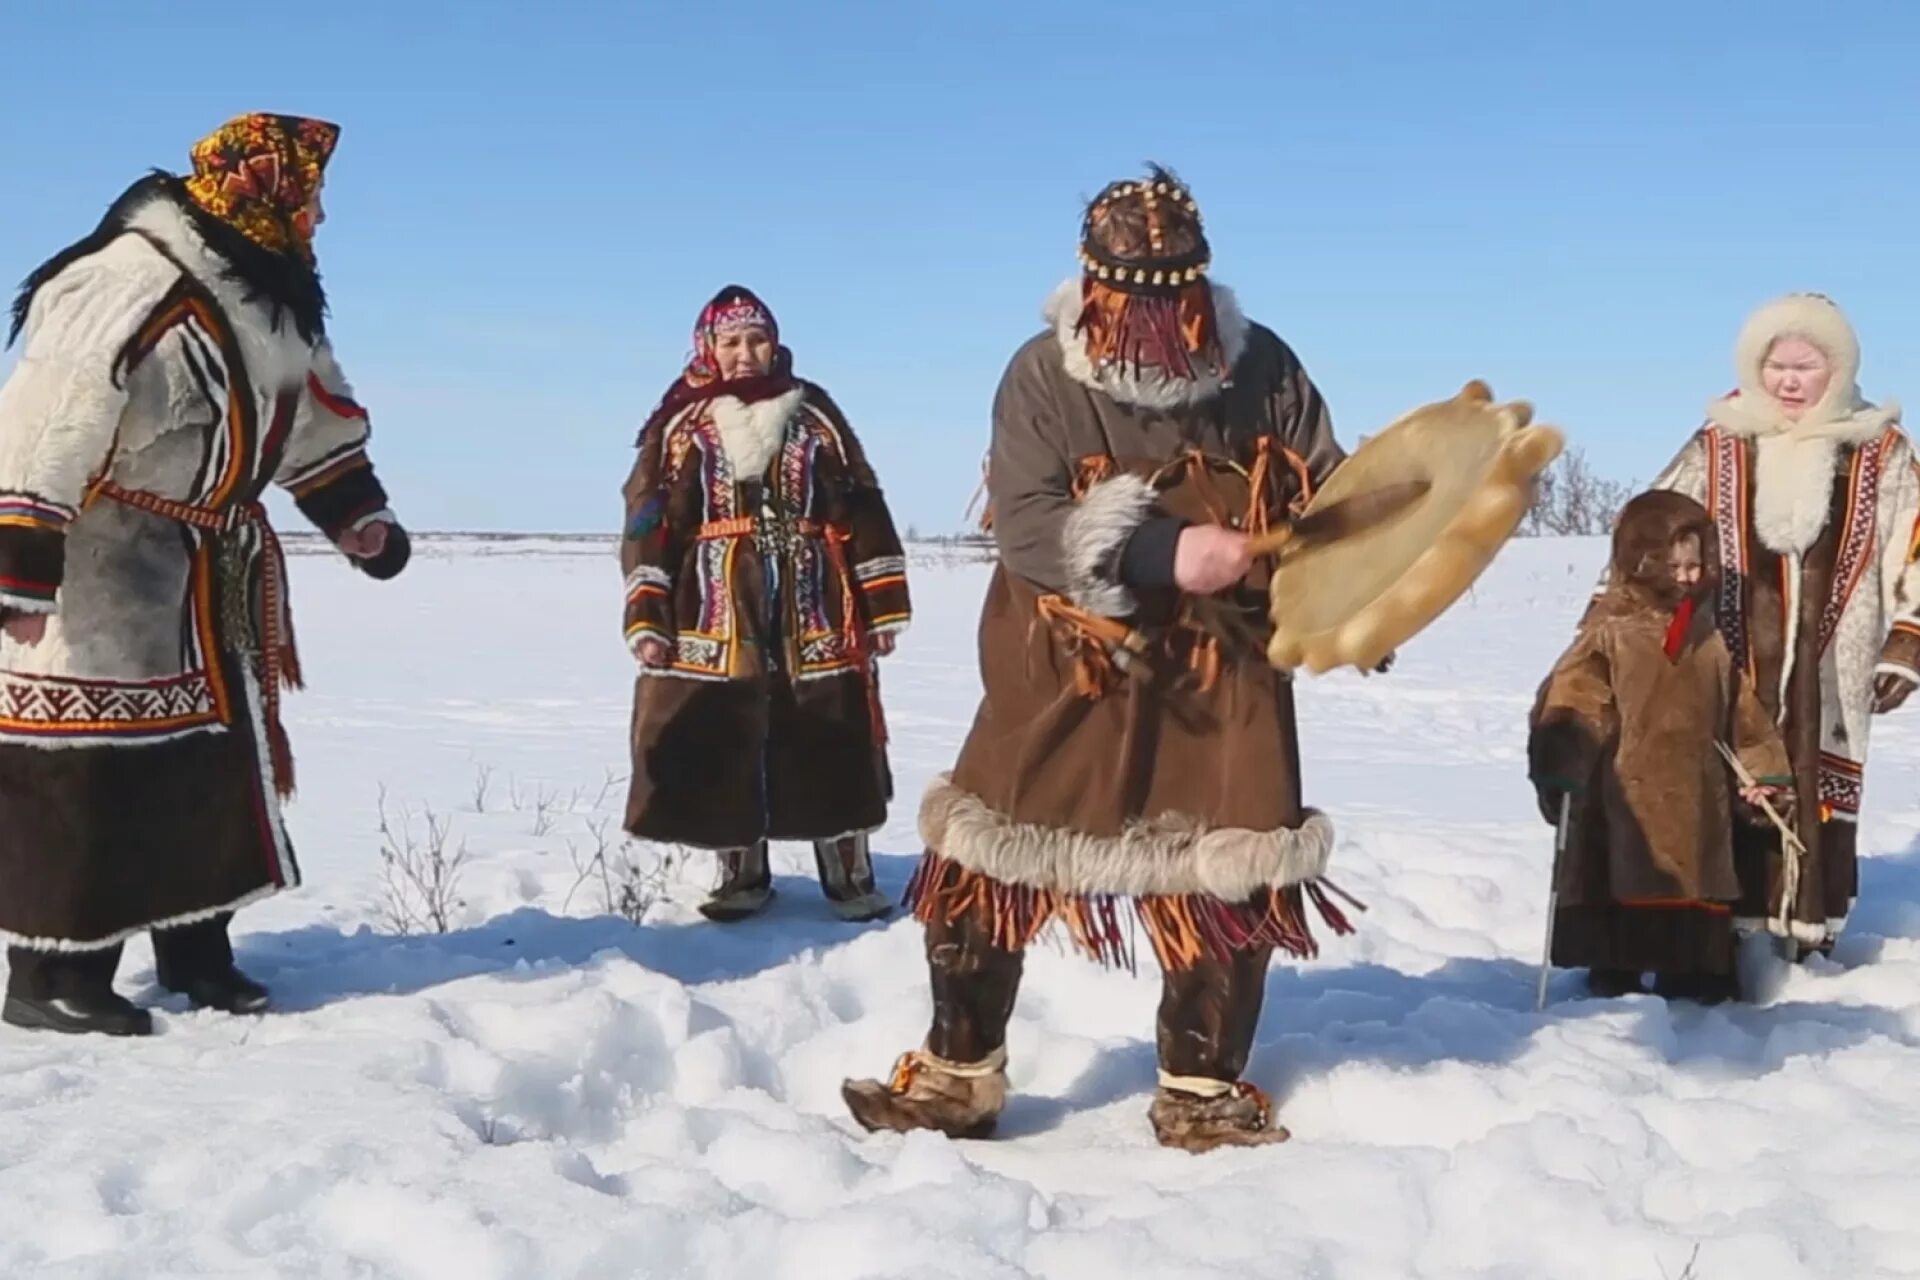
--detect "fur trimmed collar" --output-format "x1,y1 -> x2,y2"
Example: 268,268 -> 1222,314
1045,277 -> 1250,410
708,387 -> 805,480
12,173 -> 325,353
1706,391 -> 1899,446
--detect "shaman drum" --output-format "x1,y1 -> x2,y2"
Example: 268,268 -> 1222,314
1264,380 -> 1564,674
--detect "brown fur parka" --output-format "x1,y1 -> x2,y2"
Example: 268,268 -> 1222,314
1529,492 -> 1790,936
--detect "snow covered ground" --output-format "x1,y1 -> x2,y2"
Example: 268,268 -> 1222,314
3,537 -> 1919,1279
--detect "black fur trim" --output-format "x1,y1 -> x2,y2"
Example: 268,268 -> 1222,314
10,173 -> 326,348
0,524 -> 68,600
352,524 -> 411,581
293,464 -> 389,541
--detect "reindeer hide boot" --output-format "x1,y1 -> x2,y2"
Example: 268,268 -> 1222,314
814,833 -> 892,922
841,1046 -> 1008,1140
699,842 -> 773,922
1149,1075 -> 1291,1152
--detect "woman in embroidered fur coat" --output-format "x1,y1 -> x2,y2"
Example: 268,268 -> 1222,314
1650,294 -> 1919,956
843,168 -> 1354,1152
1531,492 -> 1791,1001
620,286 -> 910,924
0,114 -> 410,1036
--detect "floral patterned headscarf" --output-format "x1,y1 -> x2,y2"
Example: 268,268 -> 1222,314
183,113 -> 340,261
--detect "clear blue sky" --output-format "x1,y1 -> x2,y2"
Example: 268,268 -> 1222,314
2,2 -> 1915,532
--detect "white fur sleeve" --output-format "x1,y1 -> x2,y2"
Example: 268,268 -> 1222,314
0,248 -> 179,611
1874,435 -> 1920,680
278,339 -> 373,487
277,339 -> 395,536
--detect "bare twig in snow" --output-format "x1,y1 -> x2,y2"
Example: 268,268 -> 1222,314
466,767 -> 491,817
1521,447 -> 1633,537
376,787 -> 471,936
562,818 -> 676,925
592,767 -> 629,813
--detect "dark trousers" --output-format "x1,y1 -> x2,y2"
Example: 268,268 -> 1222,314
921,908 -> 1273,1082
7,913 -> 234,999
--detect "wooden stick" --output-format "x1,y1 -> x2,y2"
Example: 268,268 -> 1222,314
1713,741 -> 1805,937
1245,526 -> 1295,557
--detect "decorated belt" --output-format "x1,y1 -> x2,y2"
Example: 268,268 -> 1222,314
86,480 -> 302,791
696,516 -> 835,540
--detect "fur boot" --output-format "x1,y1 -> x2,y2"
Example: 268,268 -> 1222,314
842,1047 -> 1007,1139
1148,1077 -> 1290,1152
700,843 -> 773,922
814,834 -> 891,922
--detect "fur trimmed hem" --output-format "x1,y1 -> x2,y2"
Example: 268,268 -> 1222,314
0,721 -> 228,751
1044,277 -> 1250,409
919,774 -> 1336,900
0,882 -> 282,954
902,848 -> 1356,971
630,823 -> 884,855
1733,913 -> 1849,946
0,592 -> 57,615
1060,473 -> 1156,618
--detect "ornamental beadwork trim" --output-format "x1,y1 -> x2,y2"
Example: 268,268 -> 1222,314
0,492 -> 78,532
624,564 -> 671,601
1819,434 -> 1886,655
1706,430 -> 1750,672
854,556 -> 907,583
1819,752 -> 1864,818
283,444 -> 371,498
0,669 -> 224,740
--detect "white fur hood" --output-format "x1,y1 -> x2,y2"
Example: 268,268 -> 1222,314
1705,293 -> 1901,445
1044,277 -> 1250,410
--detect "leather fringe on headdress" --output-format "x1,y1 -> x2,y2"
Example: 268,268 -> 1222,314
1073,165 -> 1226,381
1075,278 -> 1226,381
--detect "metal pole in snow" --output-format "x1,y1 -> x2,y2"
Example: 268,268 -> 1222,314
1537,791 -> 1571,1012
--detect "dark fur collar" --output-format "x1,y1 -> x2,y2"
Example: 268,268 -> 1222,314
9,172 -> 326,348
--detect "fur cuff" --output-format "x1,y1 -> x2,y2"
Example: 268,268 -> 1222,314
919,774 -> 1335,901
0,590 -> 57,615
1062,473 -> 1157,617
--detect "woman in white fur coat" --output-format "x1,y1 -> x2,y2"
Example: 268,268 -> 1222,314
0,114 -> 410,1035
619,286 -> 909,924
1653,293 -> 1919,955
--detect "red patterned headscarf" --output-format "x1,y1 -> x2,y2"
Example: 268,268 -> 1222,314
638,285 -> 797,441
183,113 -> 340,262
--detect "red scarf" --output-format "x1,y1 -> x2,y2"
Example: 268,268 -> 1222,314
1663,595 -> 1697,661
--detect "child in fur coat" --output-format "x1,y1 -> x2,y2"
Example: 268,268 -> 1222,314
1529,490 -> 1791,1002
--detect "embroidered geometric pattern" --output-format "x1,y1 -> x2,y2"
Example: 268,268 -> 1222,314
1706,430 -> 1750,671
1820,435 -> 1885,654
0,670 -> 222,737
1819,752 -> 1864,816
674,634 -> 725,673
800,631 -> 854,670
